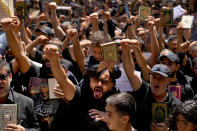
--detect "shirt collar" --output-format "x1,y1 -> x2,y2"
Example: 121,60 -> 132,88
6,90 -> 14,104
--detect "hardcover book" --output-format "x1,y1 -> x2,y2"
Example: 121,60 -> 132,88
162,8 -> 173,26
139,6 -> 151,22
0,0 -> 14,20
101,42 -> 119,63
29,77 -> 60,99
152,103 -> 168,123
168,85 -> 182,100
29,9 -> 40,19
16,0 -> 28,21
0,104 -> 17,131
181,15 -> 194,29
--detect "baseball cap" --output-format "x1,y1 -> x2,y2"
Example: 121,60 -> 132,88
159,52 -> 179,64
37,26 -> 54,36
149,64 -> 171,77
85,64 -> 101,78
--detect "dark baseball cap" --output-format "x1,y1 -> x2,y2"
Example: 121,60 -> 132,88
39,26 -> 54,36
159,52 -> 179,64
149,64 -> 171,77
85,64 -> 101,78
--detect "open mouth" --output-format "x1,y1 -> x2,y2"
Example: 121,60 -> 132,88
0,86 -> 4,90
94,87 -> 103,99
44,59 -> 51,67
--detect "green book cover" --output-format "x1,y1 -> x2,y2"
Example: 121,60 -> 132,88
139,6 -> 151,22
152,103 -> 168,123
16,0 -> 28,21
101,42 -> 119,63
163,8 -> 173,26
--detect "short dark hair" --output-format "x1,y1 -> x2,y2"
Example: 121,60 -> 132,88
167,100 -> 197,130
91,31 -> 111,47
106,92 -> 136,123
0,60 -> 11,74
167,35 -> 178,45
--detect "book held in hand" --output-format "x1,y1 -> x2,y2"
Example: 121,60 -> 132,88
29,77 -> 60,99
0,0 -> 14,20
152,103 -> 168,123
162,8 -> 173,26
16,0 -> 28,21
0,104 -> 17,131
168,85 -> 182,100
101,42 -> 119,63
181,15 -> 194,29
139,6 -> 151,22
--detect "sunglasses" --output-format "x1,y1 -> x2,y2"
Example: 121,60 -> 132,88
93,78 -> 111,85
0,74 -> 9,80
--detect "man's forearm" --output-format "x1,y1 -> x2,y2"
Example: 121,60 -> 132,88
73,39 -> 85,75
149,29 -> 159,67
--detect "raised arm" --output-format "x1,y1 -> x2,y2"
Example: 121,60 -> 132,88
155,18 -> 165,52
147,17 -> 159,67
67,28 -> 85,75
45,45 -> 76,101
132,43 -> 150,82
25,35 -> 48,58
1,17 -> 31,74
49,2 -> 66,40
121,39 -> 142,91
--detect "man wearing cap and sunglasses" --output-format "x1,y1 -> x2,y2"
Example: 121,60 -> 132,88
120,39 -> 181,131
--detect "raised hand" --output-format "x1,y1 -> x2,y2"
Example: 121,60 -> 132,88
36,35 -> 49,45
89,109 -> 105,121
147,16 -> 155,32
176,22 -> 184,35
179,41 -> 191,53
90,12 -> 99,24
66,28 -> 79,42
5,124 -> 25,131
49,2 -> 57,11
44,45 -> 61,62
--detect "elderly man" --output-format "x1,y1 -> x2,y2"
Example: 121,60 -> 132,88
120,39 -> 181,131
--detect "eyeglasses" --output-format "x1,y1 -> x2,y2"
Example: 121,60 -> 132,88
0,74 -> 9,80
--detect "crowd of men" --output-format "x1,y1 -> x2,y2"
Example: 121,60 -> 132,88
0,0 -> 197,131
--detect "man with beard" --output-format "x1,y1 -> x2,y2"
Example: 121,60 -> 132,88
0,17 -> 78,131
44,44 -> 120,131
158,51 -> 194,101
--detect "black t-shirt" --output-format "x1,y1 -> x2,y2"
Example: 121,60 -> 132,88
11,61 -> 78,131
133,80 -> 181,131
62,48 -> 83,81
52,77 -> 120,131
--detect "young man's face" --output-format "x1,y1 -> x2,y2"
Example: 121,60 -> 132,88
0,67 -> 11,98
91,46 -> 102,61
176,114 -> 197,131
90,70 -> 113,99
150,73 -> 170,97
160,57 -> 179,77
104,104 -> 124,131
